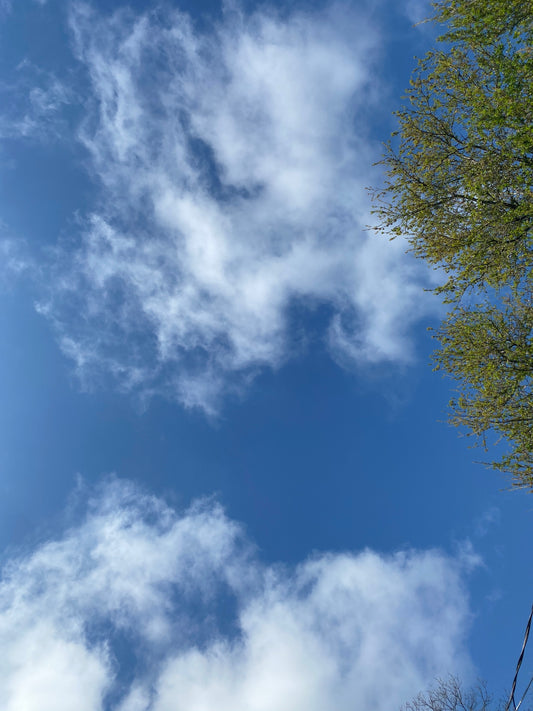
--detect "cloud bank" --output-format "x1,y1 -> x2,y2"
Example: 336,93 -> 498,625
0,478 -> 474,711
37,2 -> 436,411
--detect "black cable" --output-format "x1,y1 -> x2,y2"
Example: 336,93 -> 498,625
505,603 -> 533,711
515,670 -> 533,711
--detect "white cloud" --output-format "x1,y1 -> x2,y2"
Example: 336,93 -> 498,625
38,2 -> 437,412
0,235 -> 32,287
403,0 -> 434,28
473,506 -> 501,539
0,61 -> 72,140
0,478 -> 476,711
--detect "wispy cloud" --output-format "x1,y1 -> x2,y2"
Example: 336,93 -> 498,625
0,478 -> 475,710
0,61 -> 72,140
36,2 -> 437,412
403,0 -> 433,26
473,507 -> 501,539
0,233 -> 34,288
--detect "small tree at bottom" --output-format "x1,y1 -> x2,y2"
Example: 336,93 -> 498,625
401,676 -> 503,711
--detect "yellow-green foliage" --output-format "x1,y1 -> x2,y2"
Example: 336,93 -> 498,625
374,0 -> 533,488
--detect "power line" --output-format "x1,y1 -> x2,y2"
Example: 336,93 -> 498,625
505,602 -> 533,711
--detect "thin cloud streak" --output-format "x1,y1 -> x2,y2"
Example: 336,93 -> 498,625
0,478 -> 476,711
0,61 -> 72,140
0,235 -> 33,287
37,2 -> 437,412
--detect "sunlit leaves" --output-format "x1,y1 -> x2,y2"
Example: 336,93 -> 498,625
374,0 -> 533,487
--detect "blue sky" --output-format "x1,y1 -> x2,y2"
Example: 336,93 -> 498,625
0,0 -> 532,709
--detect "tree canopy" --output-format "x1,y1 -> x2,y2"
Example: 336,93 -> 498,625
374,0 -> 533,488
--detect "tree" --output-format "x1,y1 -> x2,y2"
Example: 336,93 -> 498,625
401,677 -> 494,711
373,0 -> 533,488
